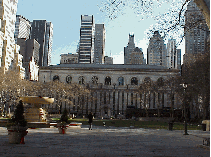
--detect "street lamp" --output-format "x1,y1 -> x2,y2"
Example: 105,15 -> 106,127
182,83 -> 189,135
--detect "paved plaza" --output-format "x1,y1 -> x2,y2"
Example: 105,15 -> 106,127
0,125 -> 210,157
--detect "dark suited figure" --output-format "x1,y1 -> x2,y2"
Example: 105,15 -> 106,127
88,112 -> 93,130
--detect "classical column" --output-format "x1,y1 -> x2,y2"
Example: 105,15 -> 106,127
155,92 -> 158,109
137,93 -> 140,109
119,91 -> 122,114
115,91 -> 118,114
87,93 -> 91,113
96,91 -> 100,117
128,92 -> 131,106
75,95 -> 78,111
164,93 -> 168,107
110,91 -> 114,116
92,92 -> 96,112
123,91 -> 127,114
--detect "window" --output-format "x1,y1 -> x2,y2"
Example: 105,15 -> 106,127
105,76 -> 111,85
157,77 -> 164,87
131,77 -> 138,85
53,75 -> 59,81
144,77 -> 151,84
118,77 -> 124,85
79,76 -> 85,85
66,75 -> 72,84
91,76 -> 98,84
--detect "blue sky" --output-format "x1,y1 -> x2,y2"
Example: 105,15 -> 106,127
16,0 -> 185,64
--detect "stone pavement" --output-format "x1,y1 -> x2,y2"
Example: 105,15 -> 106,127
0,125 -> 210,157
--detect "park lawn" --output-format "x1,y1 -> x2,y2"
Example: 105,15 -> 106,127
67,119 -> 202,130
1,117 -> 201,130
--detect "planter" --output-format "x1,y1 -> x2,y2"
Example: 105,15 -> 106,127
57,123 -> 67,134
7,126 -> 28,144
58,127 -> 67,134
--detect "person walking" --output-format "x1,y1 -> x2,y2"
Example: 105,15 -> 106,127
88,112 -> 93,130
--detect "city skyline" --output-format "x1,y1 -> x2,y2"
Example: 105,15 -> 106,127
16,0 -> 185,65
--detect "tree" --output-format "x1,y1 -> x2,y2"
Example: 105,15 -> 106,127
99,0 -> 210,45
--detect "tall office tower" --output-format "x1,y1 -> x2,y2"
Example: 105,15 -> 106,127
30,20 -> 46,67
0,0 -> 24,73
44,22 -> 53,66
130,48 -> 144,64
176,49 -> 181,69
94,24 -> 105,64
124,34 -> 135,64
79,15 -> 95,63
14,15 -> 31,43
104,56 -> 113,64
184,0 -> 209,64
31,20 -> 53,66
166,39 -> 179,69
147,31 -> 166,67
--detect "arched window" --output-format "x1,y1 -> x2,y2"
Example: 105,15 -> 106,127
118,77 -> 124,85
144,77 -> 151,84
157,77 -> 164,87
66,75 -> 72,84
131,77 -> 138,85
53,75 -> 59,81
92,76 -> 98,84
79,76 -> 85,85
105,76 -> 111,85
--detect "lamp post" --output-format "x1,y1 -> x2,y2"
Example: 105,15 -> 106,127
182,83 -> 189,135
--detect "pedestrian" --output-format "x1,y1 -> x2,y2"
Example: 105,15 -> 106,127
88,112 -> 93,130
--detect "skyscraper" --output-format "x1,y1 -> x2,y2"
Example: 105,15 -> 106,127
30,20 -> 53,66
94,24 -> 105,64
147,31 -> 166,67
79,15 -> 94,63
0,0 -> 24,73
184,0 -> 209,64
44,22 -> 53,66
14,15 -> 31,43
124,34 -> 135,64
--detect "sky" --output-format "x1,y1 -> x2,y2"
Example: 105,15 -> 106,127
16,0 -> 185,64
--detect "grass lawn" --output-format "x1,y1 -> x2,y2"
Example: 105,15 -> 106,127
65,118 -> 202,130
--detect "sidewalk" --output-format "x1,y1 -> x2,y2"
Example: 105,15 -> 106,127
0,126 -> 210,157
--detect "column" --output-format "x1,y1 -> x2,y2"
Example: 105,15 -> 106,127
137,93 -> 140,109
92,92 -> 96,112
97,91 -> 100,117
75,95 -> 78,111
119,91 -> 122,114
128,92 -> 131,106
115,91 -> 118,114
123,91 -> 127,114
164,93 -> 168,107
155,92 -> 158,109
110,91 -> 114,116
133,92 -> 136,107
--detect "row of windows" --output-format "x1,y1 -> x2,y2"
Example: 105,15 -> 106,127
52,75 -> 163,86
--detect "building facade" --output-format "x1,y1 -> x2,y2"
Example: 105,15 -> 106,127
44,22 -> 53,66
130,47 -> 144,64
79,15 -> 95,63
0,0 -> 24,73
60,53 -> 79,64
104,56 -> 113,64
39,64 -> 180,118
166,39 -> 181,69
124,34 -> 144,64
147,31 -> 166,67
30,20 -> 53,67
184,0 -> 209,64
94,24 -> 105,64
14,15 -> 31,43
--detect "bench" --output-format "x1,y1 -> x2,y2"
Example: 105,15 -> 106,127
203,137 -> 210,146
